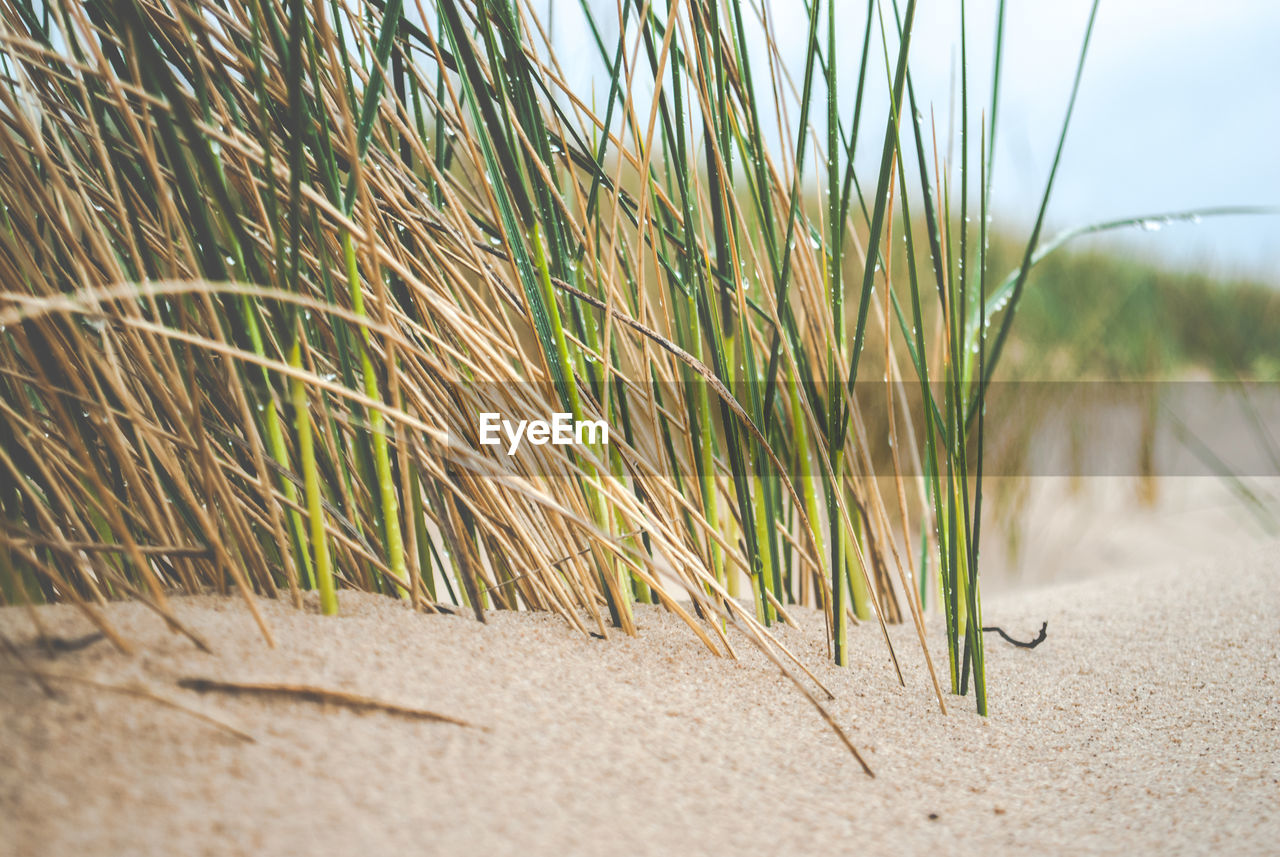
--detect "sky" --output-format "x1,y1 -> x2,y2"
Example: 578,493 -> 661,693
536,0 -> 1280,284
903,0 -> 1280,283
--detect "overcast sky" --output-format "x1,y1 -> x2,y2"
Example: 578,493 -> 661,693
902,0 -> 1280,283
538,0 -> 1279,283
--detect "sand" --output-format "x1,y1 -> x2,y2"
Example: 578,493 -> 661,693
2,542 -> 1277,856
977,475 -> 1280,592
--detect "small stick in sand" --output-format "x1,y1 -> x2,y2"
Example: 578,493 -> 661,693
39,631 -> 108,655
177,677 -> 480,729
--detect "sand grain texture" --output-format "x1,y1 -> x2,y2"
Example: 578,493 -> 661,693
2,543 -> 1277,856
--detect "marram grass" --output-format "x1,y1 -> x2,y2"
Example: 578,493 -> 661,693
3,0 -> 1230,737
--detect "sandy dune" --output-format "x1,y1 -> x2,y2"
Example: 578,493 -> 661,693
2,542 -> 1277,856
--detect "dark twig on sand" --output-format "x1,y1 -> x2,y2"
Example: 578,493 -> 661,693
982,622 -> 1049,649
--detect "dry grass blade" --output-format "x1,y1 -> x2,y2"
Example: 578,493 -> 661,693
0,629 -> 57,696
176,677 -> 478,729
0,665 -> 257,741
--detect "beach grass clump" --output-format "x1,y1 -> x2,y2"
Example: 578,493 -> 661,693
2,0 -> 1214,726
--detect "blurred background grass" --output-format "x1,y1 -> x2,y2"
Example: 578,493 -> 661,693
992,240 -> 1279,382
